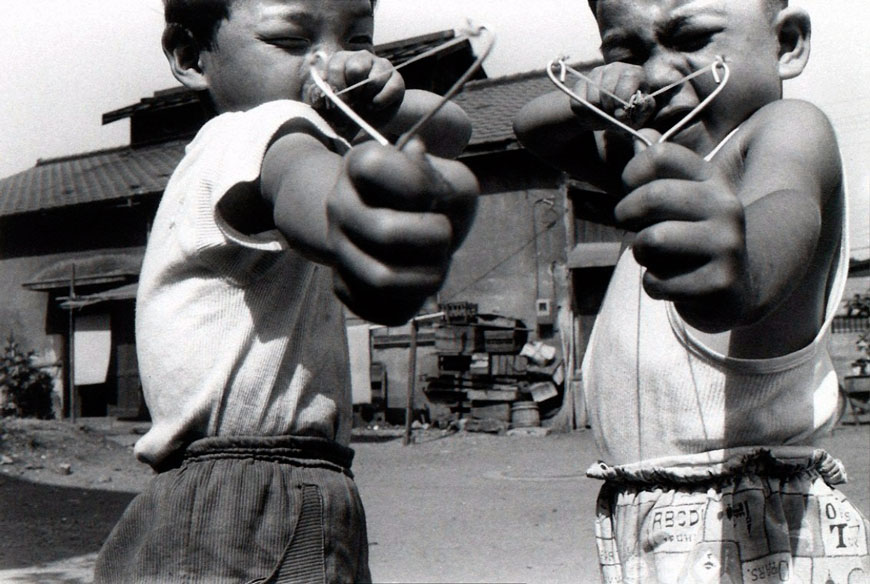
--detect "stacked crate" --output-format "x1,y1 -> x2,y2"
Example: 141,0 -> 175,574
426,304 -> 556,425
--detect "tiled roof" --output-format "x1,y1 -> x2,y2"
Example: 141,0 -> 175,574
0,140 -> 186,218
0,60 -> 598,217
103,87 -> 200,125
376,30 -> 460,65
453,60 -> 600,152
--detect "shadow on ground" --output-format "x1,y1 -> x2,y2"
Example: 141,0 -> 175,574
0,474 -> 135,569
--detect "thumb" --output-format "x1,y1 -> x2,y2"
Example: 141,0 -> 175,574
633,128 -> 662,154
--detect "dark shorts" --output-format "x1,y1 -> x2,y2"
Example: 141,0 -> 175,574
94,435 -> 371,584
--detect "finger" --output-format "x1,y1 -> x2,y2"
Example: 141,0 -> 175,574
622,142 -> 713,189
641,260 -> 735,302
336,206 -> 454,266
571,69 -> 602,114
369,69 -> 404,110
332,232 -> 448,294
595,66 -> 621,115
632,128 -> 661,155
425,156 -> 480,200
633,218 -> 737,262
344,51 -> 375,89
614,178 -> 717,229
326,53 -> 350,92
332,269 -> 437,326
345,142 -> 436,211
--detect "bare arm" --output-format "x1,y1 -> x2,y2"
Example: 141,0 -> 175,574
618,100 -> 843,354
260,127 -> 340,265
514,90 -> 633,193
260,128 -> 479,325
376,89 -> 472,159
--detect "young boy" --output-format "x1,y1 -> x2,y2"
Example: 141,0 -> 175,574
94,1 -> 478,582
515,0 -> 869,582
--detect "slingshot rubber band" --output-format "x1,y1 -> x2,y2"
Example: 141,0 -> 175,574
309,22 -> 495,150
334,35 -> 471,97
308,67 -> 391,146
547,57 -> 730,147
395,24 -> 494,150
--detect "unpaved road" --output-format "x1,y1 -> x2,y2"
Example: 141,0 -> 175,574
1,418 -> 867,583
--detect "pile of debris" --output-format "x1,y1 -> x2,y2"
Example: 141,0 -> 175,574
423,303 -> 564,432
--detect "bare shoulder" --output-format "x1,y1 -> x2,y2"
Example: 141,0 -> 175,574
739,99 -> 843,203
744,100 -> 840,168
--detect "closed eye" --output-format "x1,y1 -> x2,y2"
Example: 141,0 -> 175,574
602,43 -> 647,65
347,34 -> 373,49
669,28 -> 720,53
265,37 -> 310,53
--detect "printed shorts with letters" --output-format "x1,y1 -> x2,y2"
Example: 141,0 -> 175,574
94,435 -> 370,584
588,447 -> 870,584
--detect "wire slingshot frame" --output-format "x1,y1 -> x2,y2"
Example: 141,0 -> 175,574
546,56 -> 731,147
309,22 -> 495,149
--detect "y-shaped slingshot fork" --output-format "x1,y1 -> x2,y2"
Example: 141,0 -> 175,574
546,56 -> 731,147
309,22 -> 495,148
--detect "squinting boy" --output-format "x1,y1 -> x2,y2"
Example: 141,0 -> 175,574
515,0 -> 869,582
94,0 -> 478,582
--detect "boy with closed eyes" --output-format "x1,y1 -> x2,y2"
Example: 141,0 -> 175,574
94,0 -> 478,582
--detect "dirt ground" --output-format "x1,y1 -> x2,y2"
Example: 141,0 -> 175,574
0,417 -> 867,584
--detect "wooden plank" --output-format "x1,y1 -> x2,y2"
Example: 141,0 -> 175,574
467,389 -> 519,402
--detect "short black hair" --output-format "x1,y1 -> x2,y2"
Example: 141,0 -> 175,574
587,0 -> 787,22
163,0 -> 378,49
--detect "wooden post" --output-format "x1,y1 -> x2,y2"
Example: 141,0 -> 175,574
68,264 -> 77,424
403,319 -> 419,446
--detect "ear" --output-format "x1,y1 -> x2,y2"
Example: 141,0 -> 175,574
162,25 -> 210,91
774,7 -> 811,80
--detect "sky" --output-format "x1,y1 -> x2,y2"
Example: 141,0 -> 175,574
0,0 -> 867,257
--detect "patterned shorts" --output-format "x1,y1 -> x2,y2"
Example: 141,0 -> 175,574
588,447 -> 870,584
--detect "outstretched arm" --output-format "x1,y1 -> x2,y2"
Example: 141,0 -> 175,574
261,130 -> 478,325
617,100 -> 842,355
514,64 -> 648,191
378,89 -> 472,159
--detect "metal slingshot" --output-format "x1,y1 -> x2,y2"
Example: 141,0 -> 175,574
546,56 -> 731,146
308,22 -> 495,148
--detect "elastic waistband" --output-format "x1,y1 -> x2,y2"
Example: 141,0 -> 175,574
587,446 -> 847,487
157,435 -> 355,476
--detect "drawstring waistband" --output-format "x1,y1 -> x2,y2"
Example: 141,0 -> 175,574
157,434 -> 355,477
587,446 -> 847,487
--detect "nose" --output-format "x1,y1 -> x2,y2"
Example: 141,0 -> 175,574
313,37 -> 343,61
643,50 -> 688,93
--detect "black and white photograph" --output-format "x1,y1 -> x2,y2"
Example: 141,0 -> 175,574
0,1 -> 867,582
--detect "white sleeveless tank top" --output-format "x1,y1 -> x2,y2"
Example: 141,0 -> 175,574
581,127 -> 850,465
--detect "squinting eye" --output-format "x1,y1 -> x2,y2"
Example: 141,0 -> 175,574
604,51 -> 643,66
269,38 -> 310,52
348,35 -> 373,46
673,31 -> 716,52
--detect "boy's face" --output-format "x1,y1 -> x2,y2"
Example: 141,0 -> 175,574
198,0 -> 375,113
594,0 -> 784,151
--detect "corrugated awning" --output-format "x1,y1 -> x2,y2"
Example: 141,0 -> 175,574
59,282 -> 138,309
23,249 -> 144,291
567,242 -> 623,269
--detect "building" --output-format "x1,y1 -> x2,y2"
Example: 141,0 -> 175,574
0,31 -> 486,419
1,30 -> 865,427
